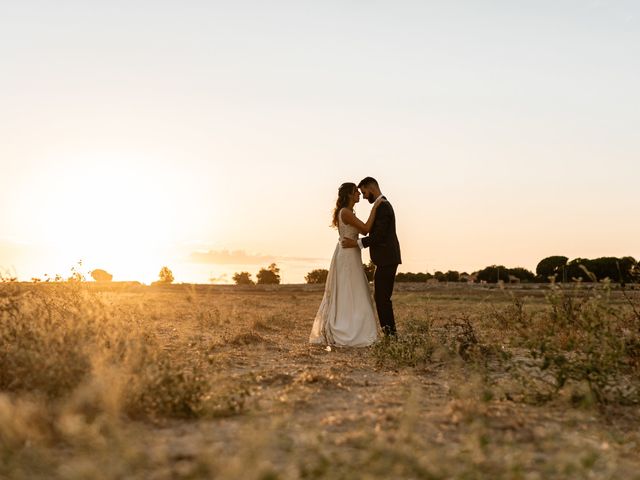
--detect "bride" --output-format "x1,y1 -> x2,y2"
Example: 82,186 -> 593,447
309,182 -> 384,347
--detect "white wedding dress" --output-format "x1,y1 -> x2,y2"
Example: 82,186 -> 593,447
309,209 -> 379,347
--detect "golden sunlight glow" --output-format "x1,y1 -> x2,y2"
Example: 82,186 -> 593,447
18,152 -> 187,282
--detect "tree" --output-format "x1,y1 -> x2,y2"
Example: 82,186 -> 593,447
444,270 -> 460,282
257,263 -> 280,285
631,260 -> 640,283
458,272 -> 472,282
396,272 -> 432,282
590,256 -> 637,284
507,267 -> 535,283
232,272 -> 255,285
158,266 -> 174,284
564,258 -> 595,282
363,261 -> 375,282
536,256 -> 568,282
619,256 -> 638,284
91,269 -> 113,282
305,269 -> 329,284
562,256 -> 638,284
585,257 -> 618,282
476,265 -> 510,283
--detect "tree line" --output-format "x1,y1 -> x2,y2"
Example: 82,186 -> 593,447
232,263 -> 281,285
86,264 -> 283,285
78,255 -> 639,286
534,256 -> 638,284
301,256 -> 639,285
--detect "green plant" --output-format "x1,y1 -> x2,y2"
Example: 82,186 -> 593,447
123,347 -> 209,419
511,282 -> 640,405
371,316 -> 435,368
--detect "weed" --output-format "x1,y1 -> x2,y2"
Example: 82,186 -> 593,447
371,316 -> 435,368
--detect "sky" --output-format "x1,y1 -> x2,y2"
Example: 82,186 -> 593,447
1,1 -> 639,284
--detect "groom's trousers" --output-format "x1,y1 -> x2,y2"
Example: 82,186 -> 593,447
374,264 -> 398,336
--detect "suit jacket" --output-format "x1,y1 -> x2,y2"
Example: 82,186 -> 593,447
361,198 -> 401,266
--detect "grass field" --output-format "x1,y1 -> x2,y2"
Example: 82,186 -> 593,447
1,281 -> 639,479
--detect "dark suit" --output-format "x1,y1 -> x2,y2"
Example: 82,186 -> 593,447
361,198 -> 401,335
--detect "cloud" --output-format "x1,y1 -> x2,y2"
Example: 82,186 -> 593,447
278,255 -> 327,263
190,249 -> 274,265
189,249 -> 326,265
208,272 -> 229,283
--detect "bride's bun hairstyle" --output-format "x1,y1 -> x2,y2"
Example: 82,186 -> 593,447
332,182 -> 356,228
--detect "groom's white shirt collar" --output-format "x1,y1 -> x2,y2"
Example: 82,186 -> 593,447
357,193 -> 384,250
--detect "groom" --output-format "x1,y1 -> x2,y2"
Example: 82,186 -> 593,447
342,177 -> 401,336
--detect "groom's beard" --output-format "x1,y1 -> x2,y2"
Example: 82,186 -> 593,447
366,193 -> 375,204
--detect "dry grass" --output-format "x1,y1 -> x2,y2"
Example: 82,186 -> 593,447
1,281 -> 640,479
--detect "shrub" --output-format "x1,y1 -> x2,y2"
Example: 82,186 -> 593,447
508,282 -> 640,405
305,269 -> 328,284
123,345 -> 209,419
0,282 -> 211,419
0,282 -> 118,397
91,269 -> 113,282
157,266 -> 174,284
371,317 -> 435,368
232,272 -> 255,285
256,263 -> 280,285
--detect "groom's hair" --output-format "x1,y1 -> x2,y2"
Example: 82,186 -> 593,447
357,177 -> 379,189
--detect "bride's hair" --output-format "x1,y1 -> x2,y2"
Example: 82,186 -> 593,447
332,182 -> 356,228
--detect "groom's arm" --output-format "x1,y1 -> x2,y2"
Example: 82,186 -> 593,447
358,203 -> 392,249
341,237 -> 358,248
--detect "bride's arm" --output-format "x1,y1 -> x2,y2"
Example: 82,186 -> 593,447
341,198 -> 385,234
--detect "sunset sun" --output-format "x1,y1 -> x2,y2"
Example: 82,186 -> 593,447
16,153 -> 186,282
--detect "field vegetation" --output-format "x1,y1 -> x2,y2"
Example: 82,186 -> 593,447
1,279 -> 639,479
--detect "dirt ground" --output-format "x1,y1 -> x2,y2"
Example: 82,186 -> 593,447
2,283 -> 640,479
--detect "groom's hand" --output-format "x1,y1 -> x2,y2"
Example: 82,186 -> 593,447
341,237 -> 358,248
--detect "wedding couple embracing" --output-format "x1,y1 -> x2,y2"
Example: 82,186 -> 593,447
309,177 -> 401,347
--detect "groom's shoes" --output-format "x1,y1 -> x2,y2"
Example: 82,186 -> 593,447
381,326 -> 397,338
